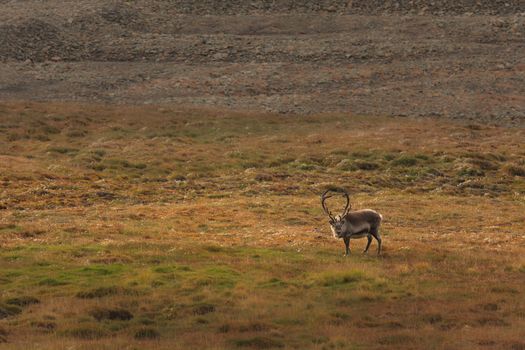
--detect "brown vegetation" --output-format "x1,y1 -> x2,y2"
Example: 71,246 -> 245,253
0,102 -> 524,349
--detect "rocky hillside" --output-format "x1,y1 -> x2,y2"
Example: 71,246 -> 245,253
0,0 -> 524,125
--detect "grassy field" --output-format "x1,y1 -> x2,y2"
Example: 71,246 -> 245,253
0,102 -> 524,349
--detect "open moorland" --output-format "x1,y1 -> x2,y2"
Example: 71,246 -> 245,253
0,102 -> 524,349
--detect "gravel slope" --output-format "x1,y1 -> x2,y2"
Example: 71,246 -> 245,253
0,1 -> 524,125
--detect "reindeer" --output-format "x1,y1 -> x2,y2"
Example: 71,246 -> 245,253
321,189 -> 382,256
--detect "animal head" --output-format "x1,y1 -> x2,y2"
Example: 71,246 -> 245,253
329,214 -> 348,238
321,189 -> 351,238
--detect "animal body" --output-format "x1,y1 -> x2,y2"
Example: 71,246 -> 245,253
321,189 -> 383,255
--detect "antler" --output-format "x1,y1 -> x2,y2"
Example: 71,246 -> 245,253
321,189 -> 335,221
340,189 -> 351,217
321,188 -> 352,220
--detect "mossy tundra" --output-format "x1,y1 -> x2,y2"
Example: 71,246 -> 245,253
0,102 -> 524,349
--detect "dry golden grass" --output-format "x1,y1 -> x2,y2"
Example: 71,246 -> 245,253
0,102 -> 524,349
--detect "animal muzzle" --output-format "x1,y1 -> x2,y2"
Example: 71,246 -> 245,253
331,229 -> 343,239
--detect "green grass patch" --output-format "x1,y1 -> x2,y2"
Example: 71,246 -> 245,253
258,278 -> 289,288
0,303 -> 22,319
134,327 -> 160,340
504,164 -> 525,177
4,296 -> 40,307
102,158 -> 148,170
316,270 -> 368,287
38,278 -> 68,286
77,264 -> 125,276
192,267 -> 240,289
193,303 -> 216,315
391,155 -> 419,167
76,286 -> 121,299
89,307 -> 133,321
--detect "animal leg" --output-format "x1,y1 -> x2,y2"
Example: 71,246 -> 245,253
363,234 -> 372,253
343,237 -> 350,256
370,228 -> 382,255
